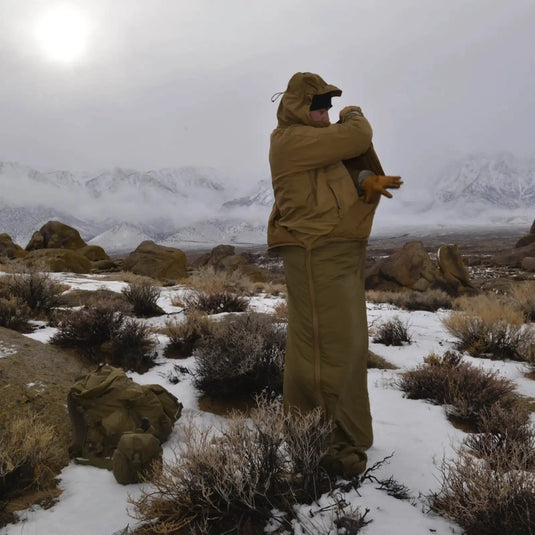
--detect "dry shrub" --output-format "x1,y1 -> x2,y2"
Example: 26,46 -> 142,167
506,281 -> 535,322
272,300 -> 288,322
184,289 -> 249,315
185,265 -> 254,295
130,399 -> 333,535
50,304 -> 156,372
164,310 -> 212,358
0,412 -> 64,499
398,351 -> 520,428
5,270 -> 64,316
193,312 -> 285,400
58,288 -> 131,310
366,289 -> 452,312
110,318 -> 157,372
443,312 -> 534,361
464,405 -> 535,470
252,281 -> 287,297
431,448 -> 535,535
121,281 -> 164,317
372,316 -> 411,346
453,293 -> 526,324
0,296 -> 33,332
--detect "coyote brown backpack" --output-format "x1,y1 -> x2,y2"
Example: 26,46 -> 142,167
112,426 -> 162,484
67,364 -> 182,465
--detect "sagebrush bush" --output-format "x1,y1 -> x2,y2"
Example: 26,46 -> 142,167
0,296 -> 33,332
6,270 -> 64,315
50,304 -> 156,372
193,312 -> 285,399
50,303 -> 124,355
372,316 -> 411,346
164,310 -> 212,358
0,412 -> 64,499
366,289 -> 452,312
184,289 -> 249,314
431,447 -> 535,535
443,312 -> 534,361
121,281 -> 164,317
398,351 -> 520,427
130,399 -> 333,535
464,404 -> 535,470
110,318 -> 157,372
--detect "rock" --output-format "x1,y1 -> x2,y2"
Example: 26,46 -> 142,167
493,242 -> 535,267
123,241 -> 186,280
521,257 -> 535,272
192,244 -> 236,270
0,234 -> 26,260
531,219 -> 535,235
366,241 -> 445,291
23,249 -> 92,273
78,245 -> 110,262
515,234 -> 535,248
437,244 -> 471,286
26,221 -> 87,251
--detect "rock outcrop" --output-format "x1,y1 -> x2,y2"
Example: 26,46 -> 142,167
25,221 -> 87,251
0,234 -> 26,260
515,218 -> 535,248
366,241 -> 472,293
123,241 -> 186,280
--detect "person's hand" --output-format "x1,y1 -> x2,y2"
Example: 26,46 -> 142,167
339,106 -> 362,121
362,175 -> 403,203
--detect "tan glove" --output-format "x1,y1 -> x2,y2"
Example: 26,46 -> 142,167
339,106 -> 363,121
362,175 -> 403,203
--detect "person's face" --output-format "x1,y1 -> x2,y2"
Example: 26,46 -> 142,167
309,108 -> 330,123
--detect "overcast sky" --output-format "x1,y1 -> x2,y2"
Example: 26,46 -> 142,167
0,0 -> 534,187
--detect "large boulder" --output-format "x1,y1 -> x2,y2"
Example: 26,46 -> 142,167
521,257 -> 535,272
26,221 -> 87,251
437,244 -> 471,286
123,241 -> 186,280
493,242 -> 535,267
191,244 -> 236,269
514,219 -> 535,248
78,245 -> 110,262
366,241 -> 445,292
366,241 -> 472,293
23,249 -> 92,273
0,233 -> 26,260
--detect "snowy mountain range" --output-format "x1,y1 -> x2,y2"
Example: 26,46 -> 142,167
0,154 -> 532,253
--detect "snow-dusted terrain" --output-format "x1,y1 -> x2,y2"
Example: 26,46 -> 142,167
1,271 -> 534,535
0,154 -> 533,253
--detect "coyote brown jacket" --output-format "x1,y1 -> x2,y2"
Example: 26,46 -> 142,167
268,72 -> 381,249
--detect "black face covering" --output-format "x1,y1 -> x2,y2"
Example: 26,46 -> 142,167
309,93 -> 333,111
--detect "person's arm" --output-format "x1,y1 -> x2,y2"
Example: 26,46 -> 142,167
274,111 -> 373,173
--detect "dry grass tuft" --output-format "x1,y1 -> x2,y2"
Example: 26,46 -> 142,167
366,289 -> 452,312
0,412 -> 64,500
372,316 -> 412,346
398,351 -> 521,428
130,398 -> 334,535
367,350 -> 397,370
164,310 -> 212,358
184,289 -> 249,314
272,300 -> 288,322
506,280 -> 535,322
0,296 -> 33,332
121,281 -> 164,317
185,265 -> 254,295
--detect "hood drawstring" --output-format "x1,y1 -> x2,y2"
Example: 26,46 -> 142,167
270,91 -> 285,103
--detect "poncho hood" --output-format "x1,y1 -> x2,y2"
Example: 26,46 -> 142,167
276,72 -> 342,128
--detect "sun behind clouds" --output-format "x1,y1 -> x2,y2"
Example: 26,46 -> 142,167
35,4 -> 90,63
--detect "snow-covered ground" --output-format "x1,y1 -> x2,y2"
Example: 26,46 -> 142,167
1,273 -> 534,535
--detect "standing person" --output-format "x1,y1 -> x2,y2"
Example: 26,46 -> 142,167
268,72 -> 402,477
